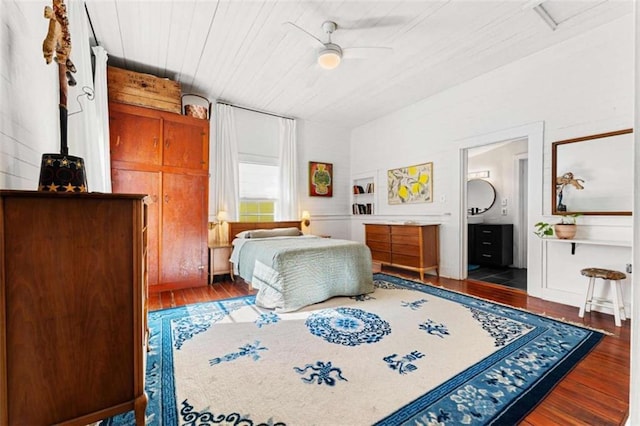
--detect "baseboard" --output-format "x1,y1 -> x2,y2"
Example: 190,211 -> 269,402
149,280 -> 208,293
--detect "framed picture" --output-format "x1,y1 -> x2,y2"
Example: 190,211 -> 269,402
388,162 -> 433,204
309,161 -> 333,197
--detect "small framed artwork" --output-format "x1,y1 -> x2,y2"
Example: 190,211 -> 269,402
309,161 -> 333,197
388,161 -> 433,204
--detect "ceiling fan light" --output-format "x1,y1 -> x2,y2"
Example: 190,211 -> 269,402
318,47 -> 342,70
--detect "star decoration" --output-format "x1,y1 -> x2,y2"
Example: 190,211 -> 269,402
45,157 -> 54,166
38,184 -> 45,191
47,183 -> 60,192
78,184 -> 87,192
61,157 -> 70,167
76,159 -> 83,168
64,183 -> 75,192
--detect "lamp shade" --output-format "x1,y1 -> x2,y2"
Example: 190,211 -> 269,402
38,153 -> 88,192
318,45 -> 342,70
301,210 -> 311,227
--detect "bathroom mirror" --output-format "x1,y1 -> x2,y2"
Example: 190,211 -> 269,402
467,179 -> 496,215
552,129 -> 633,215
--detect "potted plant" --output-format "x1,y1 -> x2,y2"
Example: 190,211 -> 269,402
554,214 -> 580,239
534,214 -> 581,239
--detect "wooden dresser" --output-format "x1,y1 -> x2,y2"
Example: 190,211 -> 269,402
0,191 -> 148,425
365,223 -> 439,280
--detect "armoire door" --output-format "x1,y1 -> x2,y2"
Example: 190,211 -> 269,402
163,118 -> 208,171
160,173 -> 207,286
111,168 -> 161,286
109,108 -> 162,166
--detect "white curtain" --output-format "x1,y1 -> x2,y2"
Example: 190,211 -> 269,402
91,46 -> 112,192
66,0 -> 110,192
277,118 -> 298,220
214,103 -> 240,221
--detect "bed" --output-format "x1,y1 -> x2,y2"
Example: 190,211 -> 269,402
228,221 -> 374,312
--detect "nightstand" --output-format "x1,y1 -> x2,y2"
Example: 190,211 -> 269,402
208,244 -> 232,284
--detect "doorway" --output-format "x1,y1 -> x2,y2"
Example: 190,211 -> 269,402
465,139 -> 528,291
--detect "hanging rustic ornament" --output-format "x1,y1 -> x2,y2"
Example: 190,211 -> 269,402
37,0 -> 87,192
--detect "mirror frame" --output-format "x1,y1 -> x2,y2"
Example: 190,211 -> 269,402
467,178 -> 497,215
551,128 -> 633,216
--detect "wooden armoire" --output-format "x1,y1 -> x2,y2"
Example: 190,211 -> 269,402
109,101 -> 209,291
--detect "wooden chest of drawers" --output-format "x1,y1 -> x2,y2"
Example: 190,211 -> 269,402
0,191 -> 148,425
365,223 -> 439,281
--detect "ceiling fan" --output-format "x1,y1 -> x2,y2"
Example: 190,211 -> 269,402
284,20 -> 392,70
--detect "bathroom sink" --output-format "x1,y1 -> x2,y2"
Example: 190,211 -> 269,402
467,216 -> 484,224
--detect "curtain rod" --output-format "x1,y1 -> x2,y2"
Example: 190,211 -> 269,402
216,101 -> 294,121
85,3 -> 99,46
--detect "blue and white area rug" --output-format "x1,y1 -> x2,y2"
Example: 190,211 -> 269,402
102,273 -> 603,425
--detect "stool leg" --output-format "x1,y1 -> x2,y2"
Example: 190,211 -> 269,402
610,280 -> 622,327
579,277 -> 594,318
587,277 -> 596,312
615,280 -> 626,321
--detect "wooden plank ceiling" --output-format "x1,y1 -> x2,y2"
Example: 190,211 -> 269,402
84,0 -> 632,128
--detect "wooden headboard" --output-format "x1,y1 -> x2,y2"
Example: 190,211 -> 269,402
227,221 -> 301,241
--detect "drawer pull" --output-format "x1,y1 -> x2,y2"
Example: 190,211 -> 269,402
482,242 -> 492,245
482,254 -> 492,258
482,230 -> 492,234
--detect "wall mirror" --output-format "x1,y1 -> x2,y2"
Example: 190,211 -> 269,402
551,128 -> 633,215
467,179 -> 496,215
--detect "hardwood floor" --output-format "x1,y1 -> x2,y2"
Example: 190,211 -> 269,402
148,268 -> 630,425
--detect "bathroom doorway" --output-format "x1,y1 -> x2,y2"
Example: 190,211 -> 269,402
466,139 -> 528,291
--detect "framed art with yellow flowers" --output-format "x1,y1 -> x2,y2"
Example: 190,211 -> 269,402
387,162 -> 433,204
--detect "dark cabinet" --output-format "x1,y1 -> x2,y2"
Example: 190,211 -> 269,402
468,224 -> 513,267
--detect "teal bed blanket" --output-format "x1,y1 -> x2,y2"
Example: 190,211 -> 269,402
230,236 -> 374,312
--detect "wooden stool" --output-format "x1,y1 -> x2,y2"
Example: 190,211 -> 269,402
578,267 -> 627,327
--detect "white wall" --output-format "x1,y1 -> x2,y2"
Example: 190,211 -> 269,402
207,111 -> 353,238
0,1 -> 59,190
297,120 -> 352,239
350,13 -> 634,309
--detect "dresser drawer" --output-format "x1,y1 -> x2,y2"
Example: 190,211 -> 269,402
476,251 -> 499,263
392,243 -> 419,256
371,250 -> 391,263
391,234 -> 419,246
392,253 -> 421,268
365,224 -> 390,242
474,226 -> 501,244
367,240 -> 391,252
390,225 -> 420,236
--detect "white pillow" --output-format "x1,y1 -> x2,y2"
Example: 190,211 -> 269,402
245,227 -> 302,239
235,230 -> 251,239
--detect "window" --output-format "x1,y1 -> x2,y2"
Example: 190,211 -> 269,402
239,162 -> 278,222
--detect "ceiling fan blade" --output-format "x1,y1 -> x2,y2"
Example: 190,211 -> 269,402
337,16 -> 407,30
282,21 -> 324,47
342,47 -> 393,59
